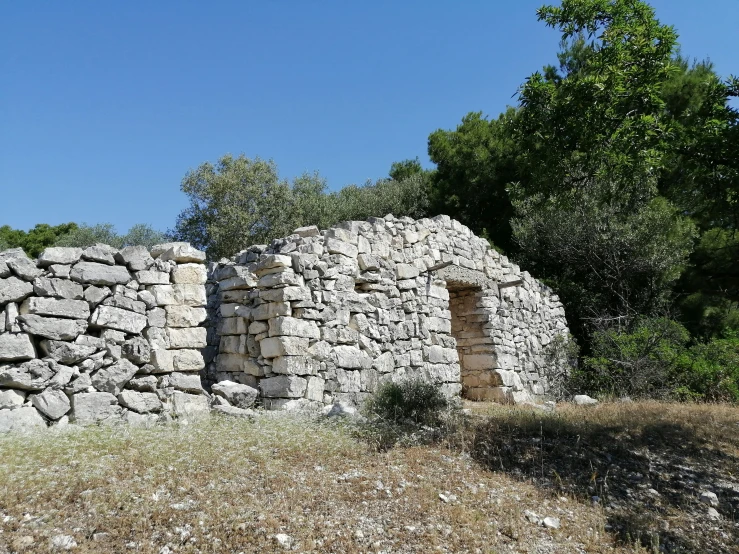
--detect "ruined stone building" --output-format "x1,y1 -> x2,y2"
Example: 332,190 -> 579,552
0,215 -> 568,431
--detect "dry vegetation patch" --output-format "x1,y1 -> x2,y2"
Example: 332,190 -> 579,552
466,401 -> 739,553
2,412 -> 634,554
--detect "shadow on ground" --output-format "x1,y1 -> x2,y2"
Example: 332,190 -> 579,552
467,404 -> 739,553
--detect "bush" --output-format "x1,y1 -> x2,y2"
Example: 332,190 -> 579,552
673,335 -> 739,402
365,379 -> 450,427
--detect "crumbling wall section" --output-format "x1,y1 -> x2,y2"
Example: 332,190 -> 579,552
0,242 -> 209,432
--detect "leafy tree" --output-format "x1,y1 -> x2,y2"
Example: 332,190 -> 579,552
0,223 -> 79,257
174,154 -> 431,260
428,110 -> 519,252
53,223 -> 167,249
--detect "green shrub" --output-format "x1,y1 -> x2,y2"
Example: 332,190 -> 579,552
365,379 -> 449,426
674,335 -> 739,402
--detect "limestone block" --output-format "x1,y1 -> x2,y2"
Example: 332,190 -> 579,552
126,375 -> 158,392
19,315 -> 87,340
170,391 -> 210,417
70,392 -> 122,424
268,316 -> 320,339
20,297 -> 90,320
395,264 -> 420,279
165,305 -> 207,327
219,335 -> 242,354
118,390 -> 162,413
218,316 -> 247,335
173,349 -> 205,371
252,301 -> 291,321
82,244 -> 117,265
84,285 -> 111,306
372,351 -> 394,373
115,246 -> 154,271
163,371 -> 203,393
70,261 -> 130,285
259,336 -> 309,358
304,376 -> 324,401
91,358 -> 138,395
156,243 -> 206,264
0,406 -> 46,433
121,337 -> 151,364
31,388 -> 70,420
7,256 -> 43,281
333,345 -> 371,369
248,320 -> 268,334
137,290 -> 157,309
0,333 -> 36,361
0,276 -> 34,304
358,253 -> 380,271
335,368 -> 362,393
90,305 -> 147,334
218,273 -> 258,291
0,389 -> 26,409
4,302 -> 20,332
102,294 -> 146,314
147,307 -> 166,327
32,277 -> 84,300
38,247 -> 83,267
64,372 -> 92,395
40,340 -> 97,364
426,345 -> 458,364
0,359 -> 54,391
211,380 -> 258,408
145,327 -> 170,350
135,270 -> 171,285
257,271 -> 302,288
0,260 -> 8,279
167,327 -> 207,349
48,264 -> 71,278
294,225 -> 319,237
260,375 -> 307,398
171,263 -> 207,284
271,355 -> 319,375
325,238 -> 358,258
259,286 -> 310,302
148,284 -> 206,306
149,349 -> 174,373
256,254 -> 292,272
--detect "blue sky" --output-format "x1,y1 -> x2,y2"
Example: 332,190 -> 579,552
1,0 -> 736,233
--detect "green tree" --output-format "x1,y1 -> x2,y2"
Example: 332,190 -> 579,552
0,223 -> 79,257
427,110 -> 520,252
53,223 -> 167,249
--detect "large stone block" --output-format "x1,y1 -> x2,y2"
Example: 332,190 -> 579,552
31,388 -> 70,420
271,355 -> 319,375
7,256 -> 43,281
252,301 -> 291,321
333,345 -> 371,369
165,305 -> 207,327
91,358 -> 138,395
0,359 -> 54,391
0,276 -> 34,305
117,390 -> 162,413
0,389 -> 26,409
0,406 -> 46,433
211,380 -> 258,409
70,392 -> 122,424
135,270 -> 171,285
171,263 -> 208,284
90,305 -> 147,334
70,261 -> 131,285
163,371 -> 203,393
155,243 -> 206,264
20,297 -> 90,320
0,333 -> 36,361
18,315 -> 87,340
173,349 -> 205,371
148,284 -> 206,306
149,349 -> 174,373
395,264 -> 420,280
426,345 -> 459,364
170,391 -> 209,417
115,246 -> 154,271
37,247 -> 83,267
259,336 -> 309,358
40,339 -> 97,364
325,238 -> 358,258
167,327 -> 207,349
304,376 -> 324,401
268,316 -> 320,339
260,375 -> 307,398
32,277 -> 84,300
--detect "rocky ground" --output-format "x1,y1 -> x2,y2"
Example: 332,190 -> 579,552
0,401 -> 736,553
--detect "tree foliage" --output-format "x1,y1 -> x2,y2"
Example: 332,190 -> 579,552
174,154 -> 430,260
53,223 -> 168,249
0,223 -> 79,257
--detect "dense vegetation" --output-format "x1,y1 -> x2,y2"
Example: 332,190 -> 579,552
3,0 -> 736,401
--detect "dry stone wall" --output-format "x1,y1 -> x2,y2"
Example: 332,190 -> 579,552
205,214 -> 569,410
0,242 -> 211,432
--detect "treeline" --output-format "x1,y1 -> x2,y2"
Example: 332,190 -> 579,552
3,0 -> 736,401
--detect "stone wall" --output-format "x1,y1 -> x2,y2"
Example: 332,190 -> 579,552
0,243 -> 210,432
204,214 -> 569,410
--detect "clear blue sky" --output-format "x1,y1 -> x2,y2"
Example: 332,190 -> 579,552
1,0 -> 736,233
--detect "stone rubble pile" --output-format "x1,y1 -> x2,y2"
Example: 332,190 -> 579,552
0,242 -> 218,432
204,214 -> 569,410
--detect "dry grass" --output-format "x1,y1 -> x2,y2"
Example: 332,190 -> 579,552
464,400 -> 739,553
0,401 -> 736,553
